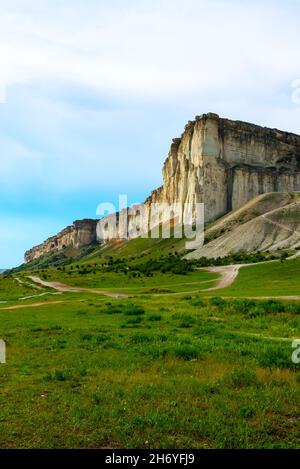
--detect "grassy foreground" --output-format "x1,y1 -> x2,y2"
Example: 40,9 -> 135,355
0,259 -> 300,448
0,272 -> 300,448
220,259 -> 300,297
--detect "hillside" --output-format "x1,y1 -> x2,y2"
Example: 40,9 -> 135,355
186,192 -> 300,259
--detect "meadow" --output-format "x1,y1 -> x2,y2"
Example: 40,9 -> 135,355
0,258 -> 300,448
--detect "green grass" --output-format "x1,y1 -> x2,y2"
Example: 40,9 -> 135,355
219,259 -> 300,297
22,267 -> 219,294
0,276 -> 45,301
0,291 -> 300,448
1,257 -> 300,448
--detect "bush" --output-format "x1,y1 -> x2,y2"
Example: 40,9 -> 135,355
124,304 -> 145,316
286,303 -> 300,314
54,370 -> 67,382
80,333 -> 93,341
227,367 -> 258,387
148,314 -> 162,321
260,299 -> 285,314
239,405 -> 256,419
210,297 -> 227,308
130,333 -> 153,344
103,305 -> 124,315
172,313 -> 195,328
247,306 -> 266,318
258,346 -> 294,369
191,299 -> 205,307
172,345 -> 199,361
126,316 -> 144,325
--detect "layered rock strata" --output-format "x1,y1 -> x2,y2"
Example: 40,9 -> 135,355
25,113 -> 300,262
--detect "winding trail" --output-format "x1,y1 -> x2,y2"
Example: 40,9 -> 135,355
27,276 -> 128,299
201,264 -> 246,291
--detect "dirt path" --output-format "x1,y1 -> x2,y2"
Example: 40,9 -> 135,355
27,276 -> 128,299
0,300 -> 65,311
200,264 -> 246,291
15,277 -> 43,290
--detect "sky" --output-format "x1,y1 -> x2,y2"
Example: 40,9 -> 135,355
1,0 -> 300,267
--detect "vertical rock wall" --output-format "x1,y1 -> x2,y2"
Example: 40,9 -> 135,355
24,113 -> 300,262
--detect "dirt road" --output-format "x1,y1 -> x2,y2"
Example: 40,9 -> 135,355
201,264 -> 245,291
1,300 -> 65,310
28,276 -> 128,299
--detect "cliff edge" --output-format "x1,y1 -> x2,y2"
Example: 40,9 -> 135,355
24,113 -> 300,263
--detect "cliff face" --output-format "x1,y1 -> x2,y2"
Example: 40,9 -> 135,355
24,113 -> 300,262
25,219 -> 98,263
145,113 -> 300,222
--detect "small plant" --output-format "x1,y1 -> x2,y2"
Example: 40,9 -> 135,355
227,367 -> 258,388
124,304 -> 145,316
130,333 -> 153,344
239,405 -> 256,419
258,346 -> 294,369
126,316 -> 144,325
172,345 -> 199,361
54,370 -> 67,382
210,297 -> 227,308
103,305 -> 124,314
80,333 -> 93,341
148,314 -> 162,321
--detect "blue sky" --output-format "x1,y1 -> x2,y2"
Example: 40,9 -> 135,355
1,0 -> 300,267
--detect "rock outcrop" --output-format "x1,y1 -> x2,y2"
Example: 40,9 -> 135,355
24,113 -> 300,262
25,219 -> 98,263
145,113 -> 300,223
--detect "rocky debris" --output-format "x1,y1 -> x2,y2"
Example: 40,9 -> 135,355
185,192 -> 300,259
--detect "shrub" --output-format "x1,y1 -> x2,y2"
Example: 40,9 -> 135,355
191,299 -> 205,307
210,297 -> 227,308
172,345 -> 199,361
148,314 -> 162,321
80,333 -> 93,341
227,367 -> 258,387
130,333 -> 153,344
126,316 -> 144,325
232,299 -> 257,314
124,304 -> 145,316
286,303 -> 300,314
103,305 -> 124,315
247,306 -> 266,318
172,313 -> 195,328
258,346 -> 294,369
260,299 -> 285,314
239,405 -> 256,419
54,370 -> 67,382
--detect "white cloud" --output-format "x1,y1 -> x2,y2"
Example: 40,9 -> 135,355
0,0 -> 299,101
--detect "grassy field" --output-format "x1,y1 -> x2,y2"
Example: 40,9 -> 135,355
0,276 -> 45,301
0,258 -> 300,448
219,259 -> 300,297
12,258 -> 300,298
